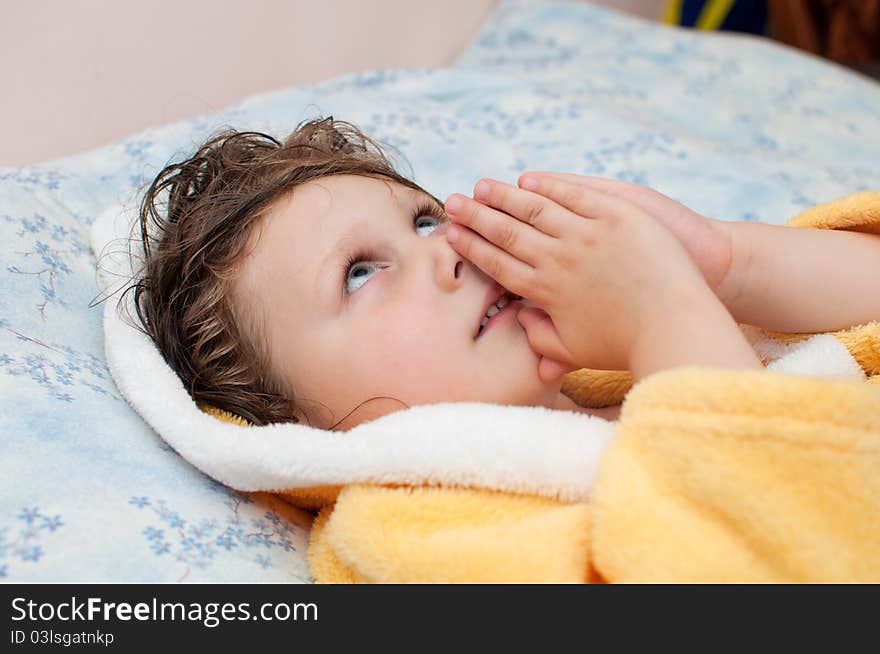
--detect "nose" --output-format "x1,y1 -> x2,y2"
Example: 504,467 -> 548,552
429,220 -> 464,290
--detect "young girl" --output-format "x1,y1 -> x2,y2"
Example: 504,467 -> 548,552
127,116 -> 880,431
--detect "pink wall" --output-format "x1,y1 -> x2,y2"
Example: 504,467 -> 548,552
1,1 -> 662,166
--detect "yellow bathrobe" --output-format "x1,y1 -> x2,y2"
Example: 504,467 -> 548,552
216,191 -> 880,583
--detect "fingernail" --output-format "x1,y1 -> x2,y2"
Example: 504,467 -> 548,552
445,195 -> 463,214
474,180 -> 490,201
520,176 -> 538,191
446,224 -> 460,243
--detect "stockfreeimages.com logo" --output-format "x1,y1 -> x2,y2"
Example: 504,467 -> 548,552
11,596 -> 317,629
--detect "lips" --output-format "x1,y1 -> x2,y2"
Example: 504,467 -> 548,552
473,283 -> 522,340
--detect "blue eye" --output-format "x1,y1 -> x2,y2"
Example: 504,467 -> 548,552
342,201 -> 446,296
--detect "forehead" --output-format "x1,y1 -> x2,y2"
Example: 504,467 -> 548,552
290,173 -> 408,210
253,172 -> 406,243
262,174 -> 417,248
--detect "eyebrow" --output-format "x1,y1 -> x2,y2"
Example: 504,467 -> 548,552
315,188 -> 444,310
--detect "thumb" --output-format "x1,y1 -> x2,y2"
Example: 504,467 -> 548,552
516,307 -> 577,379
537,357 -> 579,384
516,306 -> 570,361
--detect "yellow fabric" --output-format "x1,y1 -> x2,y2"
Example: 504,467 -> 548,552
278,487 -> 342,512
204,191 -> 880,583
592,368 -> 880,582
200,403 -> 252,427
309,486 -> 596,583
786,190 -> 880,234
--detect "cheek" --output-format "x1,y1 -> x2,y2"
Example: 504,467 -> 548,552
354,309 -> 460,384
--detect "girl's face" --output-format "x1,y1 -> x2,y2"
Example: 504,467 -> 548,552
233,174 -> 564,430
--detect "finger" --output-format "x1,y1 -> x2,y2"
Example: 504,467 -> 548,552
521,172 -> 703,228
515,174 -> 643,225
444,223 -> 536,298
444,192 -> 549,268
515,306 -> 574,367
520,171 -> 606,188
520,171 -> 634,193
472,178 -> 570,239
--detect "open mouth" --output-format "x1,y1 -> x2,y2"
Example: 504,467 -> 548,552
475,292 -> 523,339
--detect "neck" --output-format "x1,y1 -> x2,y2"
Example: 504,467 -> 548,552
553,392 -> 583,411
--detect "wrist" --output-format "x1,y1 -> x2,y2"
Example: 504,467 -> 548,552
627,286 -> 763,381
712,220 -> 753,314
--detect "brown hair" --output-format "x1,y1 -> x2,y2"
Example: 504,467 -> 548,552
120,117 -> 437,427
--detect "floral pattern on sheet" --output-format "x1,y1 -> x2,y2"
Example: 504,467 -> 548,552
0,507 -> 64,578
129,483 -> 304,582
1,0 -> 878,581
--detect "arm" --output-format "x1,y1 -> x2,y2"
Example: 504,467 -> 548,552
512,174 -> 880,336
717,222 -> 880,333
626,282 -> 763,382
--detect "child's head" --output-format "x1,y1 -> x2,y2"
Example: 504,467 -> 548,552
128,117 -> 562,430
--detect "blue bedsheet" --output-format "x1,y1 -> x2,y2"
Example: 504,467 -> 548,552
2,0 -> 878,581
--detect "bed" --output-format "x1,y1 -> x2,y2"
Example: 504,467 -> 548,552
2,0 -> 878,582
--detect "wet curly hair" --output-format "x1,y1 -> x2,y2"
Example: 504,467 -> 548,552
120,117 -> 438,427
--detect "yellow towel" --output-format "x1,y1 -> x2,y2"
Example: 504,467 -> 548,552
219,191 -> 880,583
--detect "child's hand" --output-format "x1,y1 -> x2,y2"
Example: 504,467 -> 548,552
519,173 -> 736,296
444,177 -> 733,379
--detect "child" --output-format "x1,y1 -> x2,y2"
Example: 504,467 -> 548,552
126,116 -> 880,430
